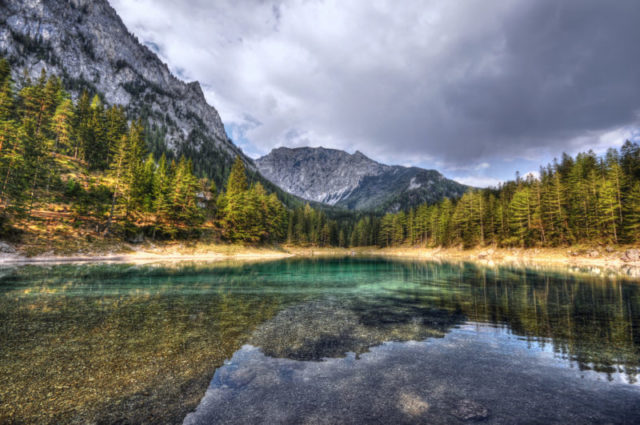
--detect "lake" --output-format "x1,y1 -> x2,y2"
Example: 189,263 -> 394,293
1,257 -> 639,424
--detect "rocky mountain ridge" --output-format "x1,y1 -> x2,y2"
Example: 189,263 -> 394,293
0,0 -> 248,183
256,147 -> 468,212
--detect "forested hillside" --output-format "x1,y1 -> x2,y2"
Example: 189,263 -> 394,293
1,59 -> 639,254
282,142 -> 640,250
0,62 -> 296,250
363,145 -> 640,248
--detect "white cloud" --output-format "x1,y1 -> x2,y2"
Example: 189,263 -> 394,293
454,175 -> 504,189
523,170 -> 540,180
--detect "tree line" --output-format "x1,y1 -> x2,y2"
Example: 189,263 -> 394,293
2,59 -> 640,249
358,144 -> 640,248
243,141 -> 640,249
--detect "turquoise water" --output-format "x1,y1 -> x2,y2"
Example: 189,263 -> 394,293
1,258 -> 639,423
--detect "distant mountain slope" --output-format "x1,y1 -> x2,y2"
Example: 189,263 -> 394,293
0,0 -> 246,184
256,147 -> 468,212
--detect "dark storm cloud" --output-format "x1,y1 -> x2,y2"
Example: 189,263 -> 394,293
110,0 -> 640,183
433,1 -> 640,160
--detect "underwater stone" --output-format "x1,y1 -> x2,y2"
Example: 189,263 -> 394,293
451,399 -> 489,421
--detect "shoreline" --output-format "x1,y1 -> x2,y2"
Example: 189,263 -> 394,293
364,246 -> 637,267
0,244 -> 354,265
362,246 -> 640,278
1,243 -> 639,276
0,248 -> 293,265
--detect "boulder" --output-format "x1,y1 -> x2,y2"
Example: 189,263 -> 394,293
0,241 -> 16,254
451,399 -> 489,421
127,233 -> 144,244
623,249 -> 640,262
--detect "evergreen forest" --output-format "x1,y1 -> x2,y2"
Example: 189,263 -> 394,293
1,60 -> 640,252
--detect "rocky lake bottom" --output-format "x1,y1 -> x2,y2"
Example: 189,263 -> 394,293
1,257 -> 639,424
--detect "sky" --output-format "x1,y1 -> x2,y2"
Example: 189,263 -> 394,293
109,0 -> 640,187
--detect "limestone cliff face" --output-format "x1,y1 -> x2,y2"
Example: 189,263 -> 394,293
257,147 -> 388,206
0,0 -> 248,176
256,147 -> 468,212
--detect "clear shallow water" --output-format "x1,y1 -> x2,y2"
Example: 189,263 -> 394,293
1,258 -> 639,424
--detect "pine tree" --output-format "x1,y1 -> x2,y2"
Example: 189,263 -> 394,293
123,120 -> 147,214
540,163 -> 570,245
320,221 -> 331,247
50,98 -> 74,153
140,153 -> 156,213
623,182 -> 640,242
378,213 -> 394,247
599,176 -> 619,243
105,105 -> 128,165
0,78 -> 15,122
509,187 -> 532,247
105,134 -> 128,233
84,95 -> 108,170
529,176 -> 545,244
437,198 -> 453,246
171,157 -> 201,226
605,149 -> 625,223
72,90 -> 91,159
0,58 -> 10,85
150,154 -> 171,235
621,140 -> 640,182
298,208 -> 308,244
226,156 -> 248,196
266,192 -> 287,242
338,229 -> 346,247
18,73 -> 56,212
0,120 -> 23,208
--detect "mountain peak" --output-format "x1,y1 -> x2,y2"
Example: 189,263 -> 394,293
256,147 -> 467,212
186,81 -> 205,99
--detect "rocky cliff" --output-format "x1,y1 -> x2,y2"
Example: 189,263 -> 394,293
0,0 -> 247,183
256,147 -> 468,212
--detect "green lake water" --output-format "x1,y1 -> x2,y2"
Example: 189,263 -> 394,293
1,257 -> 639,424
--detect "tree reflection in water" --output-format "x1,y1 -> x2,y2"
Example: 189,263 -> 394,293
0,258 -> 638,424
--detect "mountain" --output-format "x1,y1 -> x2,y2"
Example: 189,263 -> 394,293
256,147 -> 468,212
0,1 -> 465,214
0,0 -> 247,185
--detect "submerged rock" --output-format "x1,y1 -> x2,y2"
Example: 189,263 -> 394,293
398,392 -> 430,417
451,399 -> 490,421
248,298 -> 465,361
